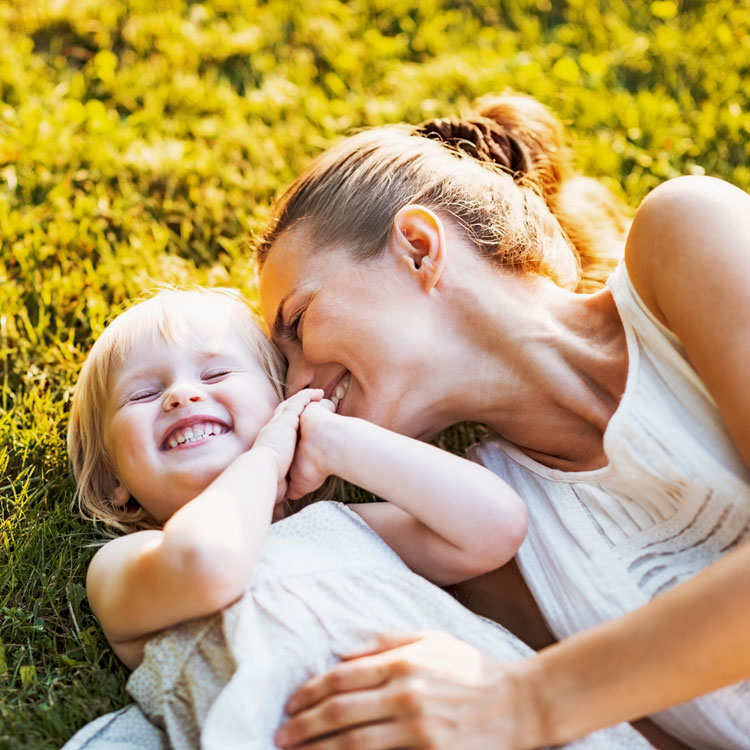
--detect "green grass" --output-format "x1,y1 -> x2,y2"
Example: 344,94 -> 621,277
1,0 -> 749,746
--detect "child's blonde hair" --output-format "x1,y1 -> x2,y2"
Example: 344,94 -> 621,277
67,287 -> 286,536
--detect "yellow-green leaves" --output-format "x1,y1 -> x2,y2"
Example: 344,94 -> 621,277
650,1 -> 678,20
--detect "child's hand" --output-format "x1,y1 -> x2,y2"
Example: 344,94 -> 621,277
253,389 -> 324,484
286,399 -> 338,499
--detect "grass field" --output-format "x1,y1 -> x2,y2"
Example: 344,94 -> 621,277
1,0 -> 749,746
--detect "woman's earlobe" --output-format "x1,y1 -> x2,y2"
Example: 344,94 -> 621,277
417,255 -> 441,293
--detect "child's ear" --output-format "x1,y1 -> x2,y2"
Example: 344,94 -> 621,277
389,204 -> 447,293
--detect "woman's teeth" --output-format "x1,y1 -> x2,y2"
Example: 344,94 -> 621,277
328,374 -> 351,413
166,422 -> 226,449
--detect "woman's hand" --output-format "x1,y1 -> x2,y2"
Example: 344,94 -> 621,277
286,399 -> 338,499
275,632 -> 541,750
253,389 -> 324,491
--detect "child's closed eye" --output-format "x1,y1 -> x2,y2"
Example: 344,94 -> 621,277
128,389 -> 161,403
202,368 -> 235,382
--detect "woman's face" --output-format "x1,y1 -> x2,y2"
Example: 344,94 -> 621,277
259,228 -> 445,439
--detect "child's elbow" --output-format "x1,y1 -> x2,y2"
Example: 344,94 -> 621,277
168,542 -> 252,614
472,498 -> 528,573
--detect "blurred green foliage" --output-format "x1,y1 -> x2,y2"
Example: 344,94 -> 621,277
1,0 -> 748,746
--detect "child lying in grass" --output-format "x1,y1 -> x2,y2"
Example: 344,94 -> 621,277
64,287 -> 651,749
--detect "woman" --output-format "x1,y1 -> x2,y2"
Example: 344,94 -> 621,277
257,94 -> 750,750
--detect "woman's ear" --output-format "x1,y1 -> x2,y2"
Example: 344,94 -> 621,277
390,205 -> 447,293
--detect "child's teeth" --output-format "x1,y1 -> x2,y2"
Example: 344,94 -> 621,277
165,422 -> 226,448
334,384 -> 346,399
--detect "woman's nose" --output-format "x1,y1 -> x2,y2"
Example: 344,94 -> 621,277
285,354 -> 315,396
162,383 -> 205,411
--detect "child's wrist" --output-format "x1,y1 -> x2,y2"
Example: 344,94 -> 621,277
247,443 -> 289,484
309,410 -> 341,478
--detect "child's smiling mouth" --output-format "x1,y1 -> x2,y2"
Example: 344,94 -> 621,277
161,418 -> 230,450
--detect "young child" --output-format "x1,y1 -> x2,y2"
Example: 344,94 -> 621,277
64,288 -> 652,750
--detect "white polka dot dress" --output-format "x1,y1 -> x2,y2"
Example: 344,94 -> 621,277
109,502 -> 651,749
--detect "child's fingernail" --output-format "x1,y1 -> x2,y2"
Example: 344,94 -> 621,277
275,728 -> 289,745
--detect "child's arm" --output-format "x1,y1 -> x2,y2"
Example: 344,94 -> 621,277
288,402 -> 527,586
87,389 -> 322,668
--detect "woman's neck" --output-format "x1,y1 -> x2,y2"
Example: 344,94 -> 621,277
435,268 -> 628,471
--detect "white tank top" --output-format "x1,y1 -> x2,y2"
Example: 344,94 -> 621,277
472,262 -> 750,750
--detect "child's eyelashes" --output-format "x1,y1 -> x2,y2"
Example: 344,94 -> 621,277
128,390 -> 160,403
120,367 -> 239,405
202,369 -> 234,381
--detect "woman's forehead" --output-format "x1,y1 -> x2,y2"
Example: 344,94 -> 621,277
259,234 -> 345,318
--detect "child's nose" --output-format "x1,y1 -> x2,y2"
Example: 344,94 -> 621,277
163,384 -> 205,411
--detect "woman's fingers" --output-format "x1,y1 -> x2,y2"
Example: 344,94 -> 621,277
277,687 -> 398,748
278,633 -> 525,750
341,632 -> 422,660
285,633 -> 451,716
285,655 -> 393,714
277,717 -> 441,750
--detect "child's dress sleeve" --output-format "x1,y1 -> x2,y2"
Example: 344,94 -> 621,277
61,704 -> 167,750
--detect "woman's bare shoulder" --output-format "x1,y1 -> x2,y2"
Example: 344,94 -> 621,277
624,175 -> 750,326
623,175 -> 750,464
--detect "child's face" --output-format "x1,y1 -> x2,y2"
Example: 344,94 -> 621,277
104,308 -> 280,522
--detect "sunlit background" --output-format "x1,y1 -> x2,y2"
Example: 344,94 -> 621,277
1,1 -> 748,745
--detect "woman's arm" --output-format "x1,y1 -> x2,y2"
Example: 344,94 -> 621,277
87,389 -> 322,667
274,177 -> 750,748
288,403 -> 528,585
624,175 -> 750,464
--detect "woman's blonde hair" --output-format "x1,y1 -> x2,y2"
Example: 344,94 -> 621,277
257,94 -> 631,293
67,287 -> 286,536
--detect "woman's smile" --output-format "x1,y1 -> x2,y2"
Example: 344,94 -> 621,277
325,372 -> 351,413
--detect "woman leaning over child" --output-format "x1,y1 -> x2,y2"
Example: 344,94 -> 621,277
63,288 -> 652,749
256,94 -> 750,750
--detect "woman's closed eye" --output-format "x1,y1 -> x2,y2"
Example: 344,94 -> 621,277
285,308 -> 305,342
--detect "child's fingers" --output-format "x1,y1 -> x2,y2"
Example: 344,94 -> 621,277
275,478 -> 288,505
268,389 -> 324,426
317,398 -> 336,413
285,483 -> 304,501
278,388 -> 325,415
